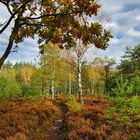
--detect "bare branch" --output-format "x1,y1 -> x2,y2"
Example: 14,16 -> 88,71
0,0 -> 12,15
0,12 -> 16,34
0,20 -> 7,27
0,0 -> 32,35
10,50 -> 18,53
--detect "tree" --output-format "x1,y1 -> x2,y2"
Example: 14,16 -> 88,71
61,51 -> 77,94
0,0 -> 112,68
40,42 -> 63,98
3,60 -> 13,69
119,44 -> 140,75
82,63 -> 103,95
117,44 -> 140,96
91,56 -> 115,94
103,57 -> 115,94
62,44 -> 113,104
62,44 -> 89,104
107,44 -> 140,97
19,66 -> 34,85
0,74 -> 22,100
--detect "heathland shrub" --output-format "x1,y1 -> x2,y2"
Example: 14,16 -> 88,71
63,95 -> 81,111
65,96 -> 140,140
0,99 -> 59,140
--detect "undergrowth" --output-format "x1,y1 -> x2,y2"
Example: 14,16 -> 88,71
63,96 -> 140,140
0,98 -> 59,140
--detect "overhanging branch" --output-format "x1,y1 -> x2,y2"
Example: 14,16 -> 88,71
0,0 -> 32,35
26,10 -> 82,20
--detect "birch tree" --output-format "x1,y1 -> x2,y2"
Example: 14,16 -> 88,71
40,42 -> 62,99
62,41 -> 91,105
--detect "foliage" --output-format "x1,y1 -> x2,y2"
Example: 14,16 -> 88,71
0,74 -> 22,100
0,0 -> 112,67
0,98 -> 59,140
109,96 -> 140,114
106,96 -> 140,138
131,75 -> 140,95
111,76 -> 133,97
3,61 -> 13,69
107,44 -> 140,97
63,96 -> 140,140
63,95 -> 81,111
108,73 -> 140,97
119,44 -> 140,74
5,132 -> 27,140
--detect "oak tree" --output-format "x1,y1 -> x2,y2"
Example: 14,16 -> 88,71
0,0 -> 112,69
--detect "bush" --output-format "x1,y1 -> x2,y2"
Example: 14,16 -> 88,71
0,99 -> 59,140
111,76 -> 133,97
0,74 -> 22,100
131,75 -> 140,96
21,84 -> 30,96
108,96 -> 140,124
21,81 -> 48,99
65,96 -> 140,140
63,95 -> 81,111
108,72 -> 140,97
6,132 -> 27,140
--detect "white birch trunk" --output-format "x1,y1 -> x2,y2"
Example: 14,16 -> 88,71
51,59 -> 55,99
77,59 -> 84,105
68,72 -> 72,94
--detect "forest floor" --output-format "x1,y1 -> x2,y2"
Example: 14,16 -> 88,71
0,96 -> 140,140
44,100 -> 64,140
44,112 -> 63,140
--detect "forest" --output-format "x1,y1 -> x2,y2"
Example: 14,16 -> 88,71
0,0 -> 140,140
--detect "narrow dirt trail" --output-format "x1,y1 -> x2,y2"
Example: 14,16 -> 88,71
44,117 -> 63,140
44,101 -> 65,140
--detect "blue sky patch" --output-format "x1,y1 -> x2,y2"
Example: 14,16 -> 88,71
123,3 -> 140,12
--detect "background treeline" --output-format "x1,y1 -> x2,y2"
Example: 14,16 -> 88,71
0,43 -> 140,100
0,43 -> 139,140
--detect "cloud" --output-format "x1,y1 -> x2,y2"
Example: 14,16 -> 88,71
126,29 -> 140,38
0,3 -> 39,64
136,15 -> 140,22
0,1 -> 140,65
94,0 -> 140,64
0,4 -> 10,22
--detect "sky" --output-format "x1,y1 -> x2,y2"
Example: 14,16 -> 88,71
0,0 -> 140,64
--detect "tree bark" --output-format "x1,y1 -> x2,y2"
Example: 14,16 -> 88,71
68,72 -> 72,94
104,67 -> 109,94
90,80 -> 93,95
77,60 -> 84,105
0,24 -> 17,69
0,5 -> 25,69
51,58 -> 55,99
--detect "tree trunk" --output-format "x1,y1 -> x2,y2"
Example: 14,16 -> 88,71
0,25 -> 16,69
51,83 -> 55,99
41,77 -> 45,93
68,73 -> 72,94
77,61 -> 84,105
104,68 -> 109,94
90,80 -> 93,95
0,4 -> 26,69
51,59 -> 55,99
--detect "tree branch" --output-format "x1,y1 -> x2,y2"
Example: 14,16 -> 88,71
26,10 -> 82,20
0,12 -> 16,34
10,50 -> 18,53
0,0 -> 32,35
0,0 -> 13,15
0,20 -> 7,27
